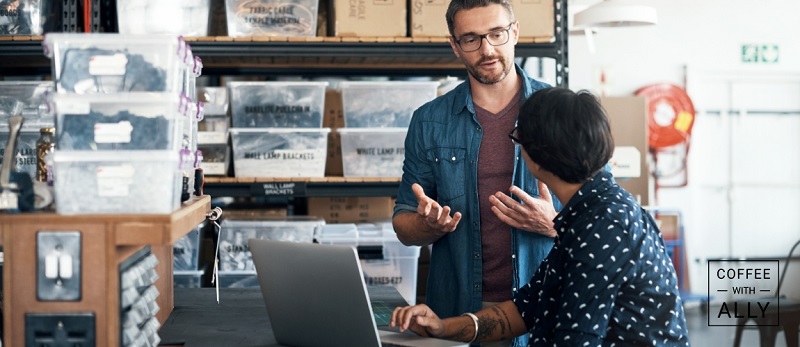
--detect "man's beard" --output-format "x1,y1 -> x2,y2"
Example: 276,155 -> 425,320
464,54 -> 512,85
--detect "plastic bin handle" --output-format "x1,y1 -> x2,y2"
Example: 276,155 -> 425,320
357,246 -> 384,260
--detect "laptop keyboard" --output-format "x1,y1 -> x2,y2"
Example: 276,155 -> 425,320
371,300 -> 393,326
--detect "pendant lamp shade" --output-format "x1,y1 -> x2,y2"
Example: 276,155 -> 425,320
573,0 -> 658,28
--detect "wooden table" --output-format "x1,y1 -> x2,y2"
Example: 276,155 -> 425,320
0,195 -> 211,346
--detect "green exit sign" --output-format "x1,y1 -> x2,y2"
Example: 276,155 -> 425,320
742,44 -> 779,63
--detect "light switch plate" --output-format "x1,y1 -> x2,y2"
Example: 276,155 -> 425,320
37,231 -> 81,301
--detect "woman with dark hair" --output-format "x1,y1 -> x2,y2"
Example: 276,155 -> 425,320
391,88 -> 690,346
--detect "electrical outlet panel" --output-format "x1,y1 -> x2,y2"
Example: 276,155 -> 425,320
37,231 -> 81,301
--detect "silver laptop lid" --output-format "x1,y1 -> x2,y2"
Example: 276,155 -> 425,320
249,239 -> 382,347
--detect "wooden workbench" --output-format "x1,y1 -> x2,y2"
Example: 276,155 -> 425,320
0,195 -> 211,346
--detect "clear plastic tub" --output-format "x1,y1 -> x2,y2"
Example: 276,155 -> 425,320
0,81 -> 54,131
0,130 -> 38,178
197,144 -> 228,176
218,217 -> 324,271
43,33 -> 186,94
339,81 -> 439,128
230,128 -> 330,177
117,0 -> 211,37
338,128 -> 407,177
52,93 -> 188,151
318,222 -> 421,304
53,150 -> 181,214
173,227 -> 201,271
217,271 -> 259,288
174,270 -> 205,288
225,0 -> 319,37
0,0 -> 47,35
197,87 -> 228,116
228,81 -> 327,128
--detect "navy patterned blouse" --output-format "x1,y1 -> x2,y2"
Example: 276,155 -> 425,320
512,170 -> 690,346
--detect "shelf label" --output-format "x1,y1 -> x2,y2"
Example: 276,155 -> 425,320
253,182 -> 307,196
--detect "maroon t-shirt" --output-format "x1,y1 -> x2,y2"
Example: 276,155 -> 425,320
474,91 -> 521,302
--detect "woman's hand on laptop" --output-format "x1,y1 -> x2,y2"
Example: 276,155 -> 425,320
390,304 -> 444,337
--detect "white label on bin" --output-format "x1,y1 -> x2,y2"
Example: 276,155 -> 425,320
200,162 -> 226,175
57,101 -> 91,115
94,121 -> 134,144
233,3 -> 316,36
96,164 -> 135,197
197,131 -> 227,145
354,147 -> 405,156
89,54 -> 129,76
237,149 -> 326,177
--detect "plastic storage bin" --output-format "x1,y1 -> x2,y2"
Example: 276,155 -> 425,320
197,144 -> 228,176
218,217 -> 324,271
0,81 -> 54,130
229,81 -> 327,128
197,120 -> 228,145
117,0 -> 211,37
0,130 -> 39,178
217,271 -> 260,288
52,151 -> 181,214
52,93 -> 187,151
197,87 -> 228,116
225,0 -> 319,37
174,270 -> 204,288
318,223 -> 421,305
339,81 -> 439,128
43,33 -> 186,94
230,128 -> 330,177
0,0 -> 47,35
173,225 -> 201,271
337,128 -> 407,177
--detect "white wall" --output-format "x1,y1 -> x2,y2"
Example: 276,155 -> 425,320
566,0 -> 800,300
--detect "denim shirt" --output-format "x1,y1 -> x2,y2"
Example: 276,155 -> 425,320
393,64 -> 562,347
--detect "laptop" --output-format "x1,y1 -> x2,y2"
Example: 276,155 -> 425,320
249,239 -> 469,347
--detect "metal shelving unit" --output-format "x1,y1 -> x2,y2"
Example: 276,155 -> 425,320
202,177 -> 401,198
0,0 -> 568,197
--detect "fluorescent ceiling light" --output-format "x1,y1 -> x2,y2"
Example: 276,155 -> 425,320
573,0 -> 658,29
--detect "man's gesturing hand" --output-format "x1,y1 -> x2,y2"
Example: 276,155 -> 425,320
413,183 -> 462,233
488,181 -> 557,238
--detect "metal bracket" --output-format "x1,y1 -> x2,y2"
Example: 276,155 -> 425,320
206,206 -> 223,222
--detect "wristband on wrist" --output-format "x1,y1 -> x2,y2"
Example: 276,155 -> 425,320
461,312 -> 479,344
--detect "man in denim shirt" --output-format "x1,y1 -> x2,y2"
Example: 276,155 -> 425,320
392,0 -> 561,345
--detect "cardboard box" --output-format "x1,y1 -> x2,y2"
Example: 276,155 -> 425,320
324,89 -> 345,176
307,196 -> 394,223
655,212 -> 680,240
409,0 -> 449,37
330,0 -> 406,36
602,96 -> 651,206
410,0 -> 553,38
509,0 -> 554,38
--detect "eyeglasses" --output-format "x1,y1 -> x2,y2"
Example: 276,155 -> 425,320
454,23 -> 514,52
508,126 -> 522,145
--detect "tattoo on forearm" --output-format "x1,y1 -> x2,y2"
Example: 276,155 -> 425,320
477,313 -> 505,340
454,325 -> 472,342
491,305 -> 514,337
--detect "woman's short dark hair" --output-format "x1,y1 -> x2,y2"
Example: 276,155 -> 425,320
446,0 -> 515,37
518,88 -> 614,184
